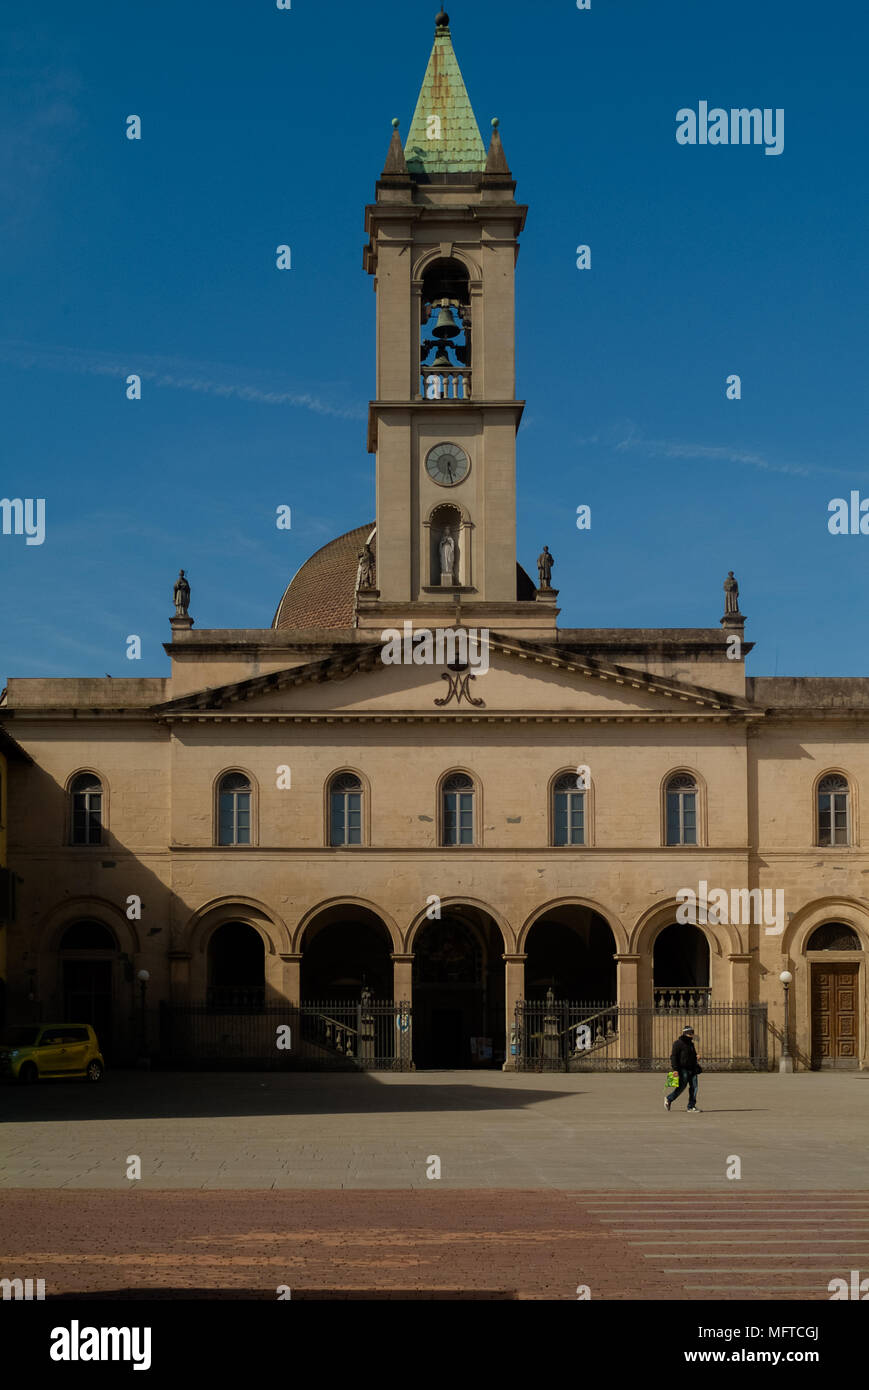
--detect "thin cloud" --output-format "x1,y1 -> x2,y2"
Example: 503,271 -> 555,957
0,341 -> 365,420
597,426 -> 853,480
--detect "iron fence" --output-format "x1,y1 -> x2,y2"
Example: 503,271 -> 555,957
513,998 -> 769,1072
158,999 -> 412,1071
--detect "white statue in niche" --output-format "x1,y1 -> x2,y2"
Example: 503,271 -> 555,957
439,525 -> 457,584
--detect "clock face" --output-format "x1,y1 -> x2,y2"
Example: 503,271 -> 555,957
425,442 -> 470,487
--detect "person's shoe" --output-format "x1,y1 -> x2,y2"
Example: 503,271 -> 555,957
687,1107 -> 702,1113
664,1097 -> 672,1111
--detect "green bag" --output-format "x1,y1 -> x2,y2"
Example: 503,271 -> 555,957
666,1070 -> 680,1089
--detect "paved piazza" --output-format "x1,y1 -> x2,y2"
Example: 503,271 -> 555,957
1,1070 -> 867,1190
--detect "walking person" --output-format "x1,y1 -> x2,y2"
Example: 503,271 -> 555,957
664,1025 -> 703,1112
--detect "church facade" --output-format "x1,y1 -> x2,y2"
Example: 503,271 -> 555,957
2,11 -> 867,1072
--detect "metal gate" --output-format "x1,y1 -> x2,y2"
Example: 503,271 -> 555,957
513,997 -> 769,1072
159,995 -> 413,1071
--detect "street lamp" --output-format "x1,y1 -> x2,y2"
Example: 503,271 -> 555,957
136,969 -> 150,1069
779,970 -> 793,1073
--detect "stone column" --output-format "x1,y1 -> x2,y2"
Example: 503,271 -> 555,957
280,953 -> 302,1005
502,953 -> 526,1071
728,952 -> 752,1069
614,953 -> 641,1065
168,950 -> 192,1003
392,953 -> 414,1071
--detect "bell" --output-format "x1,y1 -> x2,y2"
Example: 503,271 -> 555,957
431,305 -> 460,340
430,345 -> 455,369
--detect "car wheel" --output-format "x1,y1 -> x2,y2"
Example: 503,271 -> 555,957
86,1060 -> 103,1082
18,1062 -> 38,1085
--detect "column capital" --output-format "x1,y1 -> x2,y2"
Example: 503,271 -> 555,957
728,953 -> 752,964
391,953 -> 414,963
502,953 -> 528,964
614,953 -> 642,964
279,953 -> 303,964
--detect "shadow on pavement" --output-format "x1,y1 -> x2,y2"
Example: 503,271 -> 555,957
0,1070 -> 580,1123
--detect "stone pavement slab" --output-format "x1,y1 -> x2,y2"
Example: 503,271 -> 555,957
0,1069 -> 866,1190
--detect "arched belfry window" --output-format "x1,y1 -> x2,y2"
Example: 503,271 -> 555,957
329,772 -> 363,847
420,258 -> 471,401
218,772 -> 252,846
70,773 -> 103,845
817,774 -> 850,846
666,773 -> 698,846
442,773 -> 475,847
553,772 -> 586,847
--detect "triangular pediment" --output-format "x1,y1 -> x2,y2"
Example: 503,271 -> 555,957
155,634 -> 760,722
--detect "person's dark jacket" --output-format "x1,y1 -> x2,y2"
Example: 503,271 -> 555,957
670,1035 -> 701,1073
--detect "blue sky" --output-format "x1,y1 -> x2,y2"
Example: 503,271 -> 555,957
2,0 -> 867,679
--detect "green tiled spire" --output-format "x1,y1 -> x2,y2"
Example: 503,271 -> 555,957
405,12 -> 486,176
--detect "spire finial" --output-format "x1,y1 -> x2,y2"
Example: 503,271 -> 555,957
392,117 -> 400,129
436,8 -> 450,29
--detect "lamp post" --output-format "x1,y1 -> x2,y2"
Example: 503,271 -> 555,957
136,969 -> 150,1069
779,970 -> 793,1073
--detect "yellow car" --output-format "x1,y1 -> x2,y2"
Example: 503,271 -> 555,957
0,1024 -> 105,1083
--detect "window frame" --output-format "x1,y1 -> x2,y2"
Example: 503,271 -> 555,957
439,770 -> 479,848
214,769 -> 258,848
327,769 -> 367,848
549,768 -> 592,847
67,770 -> 106,847
815,771 -> 854,848
662,769 -> 705,848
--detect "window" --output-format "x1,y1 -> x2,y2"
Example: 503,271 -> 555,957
553,772 -> 585,846
330,773 -> 363,846
442,773 -> 475,846
818,774 -> 850,846
666,774 -> 697,846
218,772 -> 251,846
70,773 -> 102,845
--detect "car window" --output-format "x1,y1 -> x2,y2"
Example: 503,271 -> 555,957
63,1028 -> 89,1042
39,1030 -> 64,1044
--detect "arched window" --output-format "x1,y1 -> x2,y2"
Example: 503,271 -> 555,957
666,773 -> 697,846
218,772 -> 251,846
329,772 -> 363,847
553,772 -> 586,846
806,922 -> 862,951
442,773 -> 475,846
817,774 -> 850,846
70,773 -> 103,845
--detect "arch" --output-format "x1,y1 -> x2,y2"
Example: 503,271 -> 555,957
406,896 -> 513,954
427,502 -> 471,587
806,923 -> 862,951
60,920 -> 117,951
522,903 -> 619,1001
325,766 -> 370,847
207,921 -> 266,1009
780,898 -> 869,959
424,496 -> 473,527
299,903 -> 395,1001
293,896 -> 401,955
38,896 -> 141,957
813,767 -> 855,847
437,768 -> 481,848
412,246 -> 482,285
661,766 -> 706,846
549,766 -> 595,848
653,923 -> 710,988
519,898 -> 628,955
410,900 -> 507,1068
184,897 -> 291,958
631,899 -> 735,957
213,766 -> 258,846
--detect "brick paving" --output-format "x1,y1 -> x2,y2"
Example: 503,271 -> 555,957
1,1189 -> 865,1300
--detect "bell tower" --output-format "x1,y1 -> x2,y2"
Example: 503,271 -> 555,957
360,8 -> 556,635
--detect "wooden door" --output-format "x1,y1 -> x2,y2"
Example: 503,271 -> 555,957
811,964 -> 859,1067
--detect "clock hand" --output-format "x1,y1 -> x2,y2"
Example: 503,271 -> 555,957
446,461 -> 454,481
